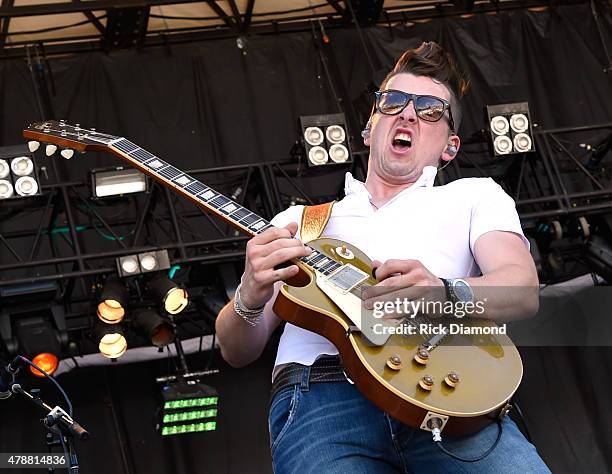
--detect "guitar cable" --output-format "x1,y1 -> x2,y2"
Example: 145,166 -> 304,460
430,418 -> 503,463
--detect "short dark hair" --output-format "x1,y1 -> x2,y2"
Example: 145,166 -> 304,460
380,41 -> 470,132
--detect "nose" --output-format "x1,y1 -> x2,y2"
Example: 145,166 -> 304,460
398,98 -> 418,124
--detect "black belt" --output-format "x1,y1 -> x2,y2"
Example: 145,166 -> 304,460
270,356 -> 348,403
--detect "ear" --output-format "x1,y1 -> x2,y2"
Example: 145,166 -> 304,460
441,134 -> 460,163
362,117 -> 373,147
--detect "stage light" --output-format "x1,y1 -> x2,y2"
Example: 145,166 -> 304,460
97,278 -> 129,324
490,116 -> 509,135
31,352 -> 59,377
159,381 -> 218,436
94,323 -> 127,359
15,176 -> 39,196
308,146 -> 328,165
116,250 -> 170,277
299,113 -> 352,167
0,179 -> 14,199
329,144 -> 350,163
11,156 -> 34,176
0,159 -> 9,178
510,114 -> 529,133
303,127 -> 324,146
513,133 -> 532,153
486,103 -> 535,156
148,276 -> 188,315
0,146 -> 42,200
91,167 -> 148,198
134,308 -> 175,347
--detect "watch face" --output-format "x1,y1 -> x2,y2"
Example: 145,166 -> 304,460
452,280 -> 474,302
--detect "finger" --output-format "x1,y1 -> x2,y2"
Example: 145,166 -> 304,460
255,265 -> 300,286
284,221 -> 299,237
251,225 -> 295,245
375,259 -> 420,281
261,244 -> 312,270
365,286 -> 424,311
371,259 -> 383,279
257,237 -> 305,259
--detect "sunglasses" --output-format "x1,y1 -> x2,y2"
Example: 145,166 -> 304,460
374,89 -> 455,132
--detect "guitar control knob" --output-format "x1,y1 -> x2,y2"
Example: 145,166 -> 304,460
419,375 -> 434,391
444,372 -> 460,388
386,355 -> 402,371
414,348 -> 430,365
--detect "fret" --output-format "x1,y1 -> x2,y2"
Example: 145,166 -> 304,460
199,189 -> 217,201
130,148 -> 155,164
301,251 -> 320,264
185,181 -> 208,196
114,139 -> 139,154
173,174 -> 193,187
220,202 -> 239,215
231,208 -> 251,222
258,223 -> 274,232
145,158 -> 166,170
249,220 -> 268,232
240,213 -> 261,227
158,166 -> 182,180
209,195 -> 231,209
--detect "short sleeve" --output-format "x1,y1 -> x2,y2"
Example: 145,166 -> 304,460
469,179 -> 529,253
269,205 -> 305,240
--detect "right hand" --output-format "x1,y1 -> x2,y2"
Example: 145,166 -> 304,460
239,222 -> 311,309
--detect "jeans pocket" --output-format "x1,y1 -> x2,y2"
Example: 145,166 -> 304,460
269,385 -> 300,455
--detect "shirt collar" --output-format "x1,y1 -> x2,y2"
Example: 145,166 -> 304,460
344,165 -> 438,197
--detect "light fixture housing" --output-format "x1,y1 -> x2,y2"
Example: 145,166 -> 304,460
91,167 -> 148,198
93,323 -> 127,359
299,113 -> 352,167
133,308 -> 175,347
97,278 -> 129,324
486,103 -> 535,156
0,145 -> 41,200
148,275 -> 188,315
116,250 -> 171,277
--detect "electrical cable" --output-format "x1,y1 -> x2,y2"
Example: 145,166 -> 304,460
431,418 -> 503,463
13,355 -> 73,417
512,401 -> 533,443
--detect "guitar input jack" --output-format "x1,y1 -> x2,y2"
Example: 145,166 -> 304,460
429,417 -> 504,463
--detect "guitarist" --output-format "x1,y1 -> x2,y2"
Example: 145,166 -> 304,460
216,42 -> 548,472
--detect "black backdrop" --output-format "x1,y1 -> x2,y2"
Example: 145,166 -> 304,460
1,2 -> 612,473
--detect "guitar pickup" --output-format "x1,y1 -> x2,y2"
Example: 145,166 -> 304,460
325,264 -> 369,294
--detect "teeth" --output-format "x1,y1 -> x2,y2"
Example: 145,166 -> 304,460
394,132 -> 411,142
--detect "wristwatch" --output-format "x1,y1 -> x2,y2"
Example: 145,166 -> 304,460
440,278 -> 474,304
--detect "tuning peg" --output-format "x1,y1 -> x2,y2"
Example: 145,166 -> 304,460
45,144 -> 58,156
60,149 -> 74,160
28,141 -> 40,152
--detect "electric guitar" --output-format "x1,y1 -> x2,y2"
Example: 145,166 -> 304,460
23,120 -> 522,436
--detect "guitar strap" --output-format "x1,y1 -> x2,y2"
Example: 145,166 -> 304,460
300,201 -> 335,243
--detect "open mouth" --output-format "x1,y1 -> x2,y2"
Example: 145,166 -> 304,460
391,132 -> 412,152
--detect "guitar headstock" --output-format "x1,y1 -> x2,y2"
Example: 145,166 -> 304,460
23,120 -> 120,159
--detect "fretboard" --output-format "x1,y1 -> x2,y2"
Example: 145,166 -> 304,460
109,137 -> 347,277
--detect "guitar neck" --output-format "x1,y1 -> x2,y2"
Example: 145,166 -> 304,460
109,138 -> 273,238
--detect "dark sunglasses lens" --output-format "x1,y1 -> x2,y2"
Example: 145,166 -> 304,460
377,91 -> 408,115
415,96 -> 446,122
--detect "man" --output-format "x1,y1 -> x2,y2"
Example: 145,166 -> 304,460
216,42 -> 549,473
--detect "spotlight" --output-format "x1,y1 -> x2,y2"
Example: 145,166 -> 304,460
299,113 -> 352,167
159,381 -> 218,436
0,145 -> 41,200
134,308 -> 175,347
0,159 -> 10,178
308,146 -> 329,166
91,167 -> 148,198
329,144 -> 350,163
93,323 -> 127,359
116,250 -> 170,277
303,127 -> 324,146
97,278 -> 129,324
148,276 -> 188,315
10,156 -> 34,176
14,314 -> 62,376
486,102 -> 535,156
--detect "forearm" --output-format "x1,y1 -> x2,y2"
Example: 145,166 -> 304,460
215,300 -> 276,368
465,263 -> 539,322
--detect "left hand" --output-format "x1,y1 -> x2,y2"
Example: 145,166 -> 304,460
363,259 -> 445,314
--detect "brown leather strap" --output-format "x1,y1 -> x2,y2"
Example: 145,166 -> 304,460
300,201 -> 335,243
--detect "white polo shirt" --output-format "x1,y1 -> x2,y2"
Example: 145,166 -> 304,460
269,166 -> 528,369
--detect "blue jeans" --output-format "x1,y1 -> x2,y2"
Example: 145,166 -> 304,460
269,368 -> 550,473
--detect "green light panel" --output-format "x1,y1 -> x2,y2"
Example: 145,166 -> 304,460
164,397 -> 218,410
163,409 -> 217,423
161,421 -> 217,436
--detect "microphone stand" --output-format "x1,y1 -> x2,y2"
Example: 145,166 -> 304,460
9,382 -> 88,473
